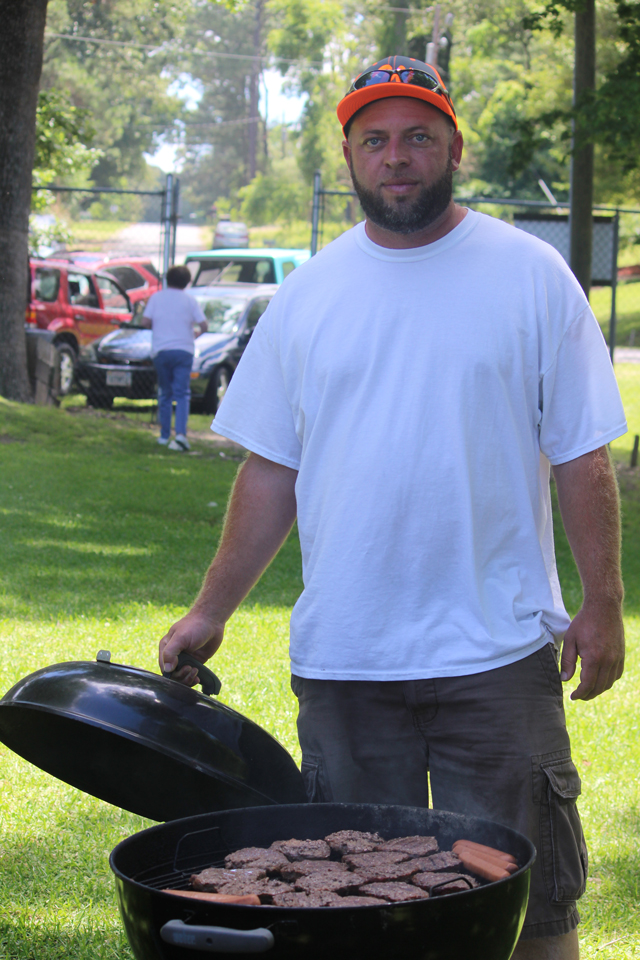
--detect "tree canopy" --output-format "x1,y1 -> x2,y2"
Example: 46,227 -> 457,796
37,0 -> 640,220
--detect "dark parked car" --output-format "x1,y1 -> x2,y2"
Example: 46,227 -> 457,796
75,283 -> 276,411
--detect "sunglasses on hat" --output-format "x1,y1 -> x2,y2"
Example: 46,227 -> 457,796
349,66 -> 456,117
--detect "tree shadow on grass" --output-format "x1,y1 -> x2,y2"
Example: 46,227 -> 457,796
0,504 -> 303,621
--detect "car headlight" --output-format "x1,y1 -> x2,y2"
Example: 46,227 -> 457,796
80,342 -> 98,361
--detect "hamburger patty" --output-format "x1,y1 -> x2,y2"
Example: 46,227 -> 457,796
355,861 -> 421,884
270,838 -> 331,861
358,881 -> 430,902
410,851 -> 462,873
224,847 -> 290,872
217,878 -> 293,899
270,890 -> 342,908
279,859 -> 348,882
191,866 -> 266,891
342,851 -> 410,870
325,830 -> 384,855
376,836 -> 439,858
295,872 -> 366,895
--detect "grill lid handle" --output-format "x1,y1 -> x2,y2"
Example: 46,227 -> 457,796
163,652 -> 222,697
160,919 -> 274,953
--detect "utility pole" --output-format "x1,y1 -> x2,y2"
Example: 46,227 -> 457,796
162,173 -> 173,285
262,75 -> 269,162
426,5 -> 441,67
247,0 -> 264,183
437,12 -> 453,85
393,0 -> 410,54
569,0 -> 596,296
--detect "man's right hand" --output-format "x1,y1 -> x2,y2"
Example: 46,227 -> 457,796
159,611 -> 225,686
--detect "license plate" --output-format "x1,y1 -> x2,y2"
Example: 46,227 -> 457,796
106,370 -> 132,387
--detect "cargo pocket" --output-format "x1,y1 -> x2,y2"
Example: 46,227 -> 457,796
300,755 -> 329,803
534,754 -> 588,904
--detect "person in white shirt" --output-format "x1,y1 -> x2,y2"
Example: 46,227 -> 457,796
157,56 -> 626,958
142,264 -> 207,451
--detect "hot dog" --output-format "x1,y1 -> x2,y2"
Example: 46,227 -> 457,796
452,840 -> 518,867
162,889 -> 261,905
452,851 -> 512,883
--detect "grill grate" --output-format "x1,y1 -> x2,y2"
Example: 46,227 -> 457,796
132,825 -> 232,891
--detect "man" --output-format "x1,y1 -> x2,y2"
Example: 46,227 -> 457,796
141,264 -> 207,451
159,57 -> 626,958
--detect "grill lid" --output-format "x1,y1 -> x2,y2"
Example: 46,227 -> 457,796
0,652 -> 307,821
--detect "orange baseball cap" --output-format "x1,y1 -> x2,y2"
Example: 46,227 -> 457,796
337,55 -> 457,136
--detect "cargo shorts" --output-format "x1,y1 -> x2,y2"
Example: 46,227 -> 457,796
291,644 -> 587,940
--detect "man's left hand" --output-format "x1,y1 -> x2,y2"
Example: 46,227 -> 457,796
560,600 -> 625,700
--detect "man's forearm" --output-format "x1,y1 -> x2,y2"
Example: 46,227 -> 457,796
192,452 -> 298,623
552,445 -> 624,700
552,446 -> 623,605
159,452 -> 297,678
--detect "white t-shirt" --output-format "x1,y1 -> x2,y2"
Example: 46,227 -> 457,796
144,288 -> 206,357
212,211 -> 627,681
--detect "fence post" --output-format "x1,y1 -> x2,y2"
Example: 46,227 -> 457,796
170,178 -> 180,266
609,210 -> 619,364
162,173 -> 174,286
310,170 -> 322,256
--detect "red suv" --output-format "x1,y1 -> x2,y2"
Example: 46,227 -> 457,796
90,258 -> 161,308
46,254 -> 161,308
27,259 -> 133,395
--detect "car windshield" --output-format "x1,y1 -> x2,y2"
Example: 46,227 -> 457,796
192,259 -> 275,286
193,294 -> 249,333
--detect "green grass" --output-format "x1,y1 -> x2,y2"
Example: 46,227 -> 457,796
2,375 -> 640,958
249,220 -> 354,251
591,283 -> 640,346
589,281 -> 640,347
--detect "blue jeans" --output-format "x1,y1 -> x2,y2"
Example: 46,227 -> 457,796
153,349 -> 193,438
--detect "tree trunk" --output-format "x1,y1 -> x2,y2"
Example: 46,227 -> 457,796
569,0 -> 596,297
0,0 -> 49,402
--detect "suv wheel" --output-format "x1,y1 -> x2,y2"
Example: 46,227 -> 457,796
56,343 -> 77,396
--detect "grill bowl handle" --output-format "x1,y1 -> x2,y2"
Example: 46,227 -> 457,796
160,919 -> 274,953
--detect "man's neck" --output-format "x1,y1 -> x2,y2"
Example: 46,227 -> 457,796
364,201 -> 467,249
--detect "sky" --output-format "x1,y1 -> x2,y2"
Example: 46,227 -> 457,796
145,70 -> 307,174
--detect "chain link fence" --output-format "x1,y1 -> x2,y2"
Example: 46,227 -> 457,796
29,180 -> 211,409
309,174 -> 640,358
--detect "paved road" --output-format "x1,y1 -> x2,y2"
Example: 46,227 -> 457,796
614,347 -> 640,364
96,223 -> 209,266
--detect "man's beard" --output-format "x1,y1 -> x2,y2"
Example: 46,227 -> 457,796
349,156 -> 454,235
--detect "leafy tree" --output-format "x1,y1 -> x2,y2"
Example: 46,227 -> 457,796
31,87 -> 100,253
41,0 -> 188,185
173,0 -> 274,217
239,154 -> 309,223
32,88 -> 99,199
495,0 -> 640,200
